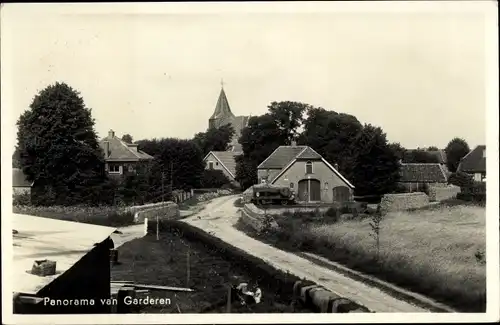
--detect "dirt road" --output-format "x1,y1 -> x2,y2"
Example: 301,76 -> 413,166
181,195 -> 431,313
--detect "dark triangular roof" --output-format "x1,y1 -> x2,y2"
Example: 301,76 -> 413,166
457,145 -> 486,173
210,87 -> 235,121
399,163 -> 448,183
296,146 -> 322,160
258,146 -> 308,169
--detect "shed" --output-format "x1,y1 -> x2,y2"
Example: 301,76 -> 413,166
12,214 -> 116,314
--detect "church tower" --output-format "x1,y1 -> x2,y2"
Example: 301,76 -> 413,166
208,82 -> 235,130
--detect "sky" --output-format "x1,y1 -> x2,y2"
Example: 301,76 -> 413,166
1,2 -> 494,152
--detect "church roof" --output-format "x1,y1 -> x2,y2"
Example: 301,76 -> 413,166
210,87 -> 235,121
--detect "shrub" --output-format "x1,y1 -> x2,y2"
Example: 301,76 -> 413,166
13,192 -> 31,206
458,181 -> 486,203
448,171 -> 474,187
200,169 -> 232,188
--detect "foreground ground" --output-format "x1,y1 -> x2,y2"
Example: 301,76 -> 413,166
240,200 -> 486,312
181,195 -> 430,312
111,230 -> 311,313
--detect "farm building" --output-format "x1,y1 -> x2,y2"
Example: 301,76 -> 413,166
457,145 -> 486,182
12,214 -> 116,314
12,168 -> 34,196
203,151 -> 240,186
257,145 -> 354,203
398,163 -> 448,192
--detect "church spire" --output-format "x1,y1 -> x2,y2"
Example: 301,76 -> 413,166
209,81 -> 235,128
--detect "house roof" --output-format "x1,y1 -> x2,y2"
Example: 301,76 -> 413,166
12,214 -> 116,295
204,151 -> 241,178
99,131 -> 153,162
457,145 -> 486,173
399,163 -> 448,183
13,168 -> 33,187
262,146 -> 355,188
258,146 -> 308,169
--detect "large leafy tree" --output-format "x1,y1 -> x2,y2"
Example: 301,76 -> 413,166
235,101 -> 308,189
193,124 -> 235,156
299,107 -> 363,179
348,124 -> 401,196
121,134 -> 133,144
403,149 -> 440,163
445,137 -> 470,172
16,82 -> 106,205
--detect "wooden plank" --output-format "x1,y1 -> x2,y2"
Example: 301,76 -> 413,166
133,284 -> 195,292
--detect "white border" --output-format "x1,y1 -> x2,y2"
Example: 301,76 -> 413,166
2,1 -> 498,324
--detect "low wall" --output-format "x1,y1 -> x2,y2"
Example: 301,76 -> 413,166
133,202 -> 179,223
241,204 -> 279,232
428,184 -> 461,202
380,192 -> 429,212
150,219 -> 371,313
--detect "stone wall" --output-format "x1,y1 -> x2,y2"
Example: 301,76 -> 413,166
241,203 -> 279,232
380,192 -> 429,212
428,184 -> 461,202
133,202 -> 179,223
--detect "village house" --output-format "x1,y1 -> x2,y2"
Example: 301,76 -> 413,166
203,151 -> 240,186
257,145 -> 355,203
398,163 -> 448,192
457,145 -> 486,182
99,130 -> 154,177
12,168 -> 34,196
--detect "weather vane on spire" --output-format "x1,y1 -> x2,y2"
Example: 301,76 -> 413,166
221,78 -> 225,88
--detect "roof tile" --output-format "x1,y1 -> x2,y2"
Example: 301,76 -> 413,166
458,145 -> 486,173
399,163 -> 447,183
258,146 -> 307,169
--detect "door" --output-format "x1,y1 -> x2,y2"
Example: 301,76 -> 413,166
298,179 -> 321,202
332,186 -> 350,203
298,180 -> 308,202
309,179 -> 321,201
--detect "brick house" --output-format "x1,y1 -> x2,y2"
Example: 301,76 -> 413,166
457,145 -> 486,182
398,163 -> 448,192
257,145 -> 354,203
203,151 -> 240,186
99,130 -> 153,178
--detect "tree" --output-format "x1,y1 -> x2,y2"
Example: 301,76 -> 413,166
427,146 -> 439,151
388,142 -> 405,161
16,82 -> 107,206
193,124 -> 235,156
299,107 -> 363,179
121,134 -> 133,144
348,124 -> 401,196
403,149 -> 439,163
150,138 -> 205,193
445,138 -> 470,172
236,101 -> 308,189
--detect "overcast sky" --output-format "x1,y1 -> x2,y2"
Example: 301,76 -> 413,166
1,2 -> 494,152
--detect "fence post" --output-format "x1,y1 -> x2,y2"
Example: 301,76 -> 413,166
144,217 -> 148,235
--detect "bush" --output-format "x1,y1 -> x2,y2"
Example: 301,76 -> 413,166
13,192 -> 31,206
448,172 -> 474,187
458,181 -> 486,203
200,169 -> 232,188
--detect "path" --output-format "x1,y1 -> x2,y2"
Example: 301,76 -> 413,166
181,195 -> 431,313
110,224 -> 146,248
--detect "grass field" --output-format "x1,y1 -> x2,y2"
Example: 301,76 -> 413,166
111,229 -> 311,313
242,202 -> 486,312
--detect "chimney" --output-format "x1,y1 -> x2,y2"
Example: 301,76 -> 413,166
108,129 -> 115,138
103,141 -> 110,157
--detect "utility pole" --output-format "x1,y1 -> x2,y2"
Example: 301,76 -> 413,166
170,160 -> 174,201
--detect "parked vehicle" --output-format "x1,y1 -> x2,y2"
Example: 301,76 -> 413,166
251,183 -> 295,206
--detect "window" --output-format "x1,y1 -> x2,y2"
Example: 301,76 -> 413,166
128,165 -> 134,173
216,162 -> 219,166
208,161 -> 214,169
290,182 -> 294,189
109,164 -> 121,174
305,161 -> 313,174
